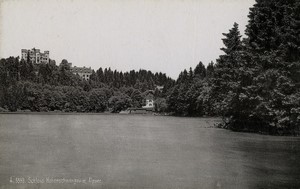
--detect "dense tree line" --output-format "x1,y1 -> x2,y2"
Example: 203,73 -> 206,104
167,0 -> 300,135
0,57 -> 174,112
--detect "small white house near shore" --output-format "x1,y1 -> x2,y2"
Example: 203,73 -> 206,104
142,94 -> 154,109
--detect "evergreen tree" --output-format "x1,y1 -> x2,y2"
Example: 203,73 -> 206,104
211,22 -> 243,115
194,61 -> 206,79
206,61 -> 214,78
224,0 -> 300,134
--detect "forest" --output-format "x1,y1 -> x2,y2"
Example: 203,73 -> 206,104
166,0 -> 300,135
0,0 -> 299,135
0,57 -> 175,113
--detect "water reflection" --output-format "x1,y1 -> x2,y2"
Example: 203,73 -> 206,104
0,114 -> 299,189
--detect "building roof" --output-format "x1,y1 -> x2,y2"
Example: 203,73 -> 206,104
21,48 -> 48,55
71,66 -> 92,73
156,85 -> 164,90
145,93 -> 154,100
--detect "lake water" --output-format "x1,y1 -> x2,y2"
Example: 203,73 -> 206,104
0,114 -> 299,189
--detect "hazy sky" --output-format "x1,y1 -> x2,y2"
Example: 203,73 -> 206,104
0,0 -> 255,79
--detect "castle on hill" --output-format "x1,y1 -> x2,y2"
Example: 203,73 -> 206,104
21,48 -> 49,64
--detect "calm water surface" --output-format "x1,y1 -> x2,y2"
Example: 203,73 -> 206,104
0,114 -> 299,189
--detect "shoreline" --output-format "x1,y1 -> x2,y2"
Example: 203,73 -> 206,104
0,111 -> 222,119
0,111 -> 115,115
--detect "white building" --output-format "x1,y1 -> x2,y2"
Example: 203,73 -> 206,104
21,48 -> 49,64
142,94 -> 154,109
71,66 -> 93,81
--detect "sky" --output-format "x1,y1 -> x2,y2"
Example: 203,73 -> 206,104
0,0 -> 255,79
